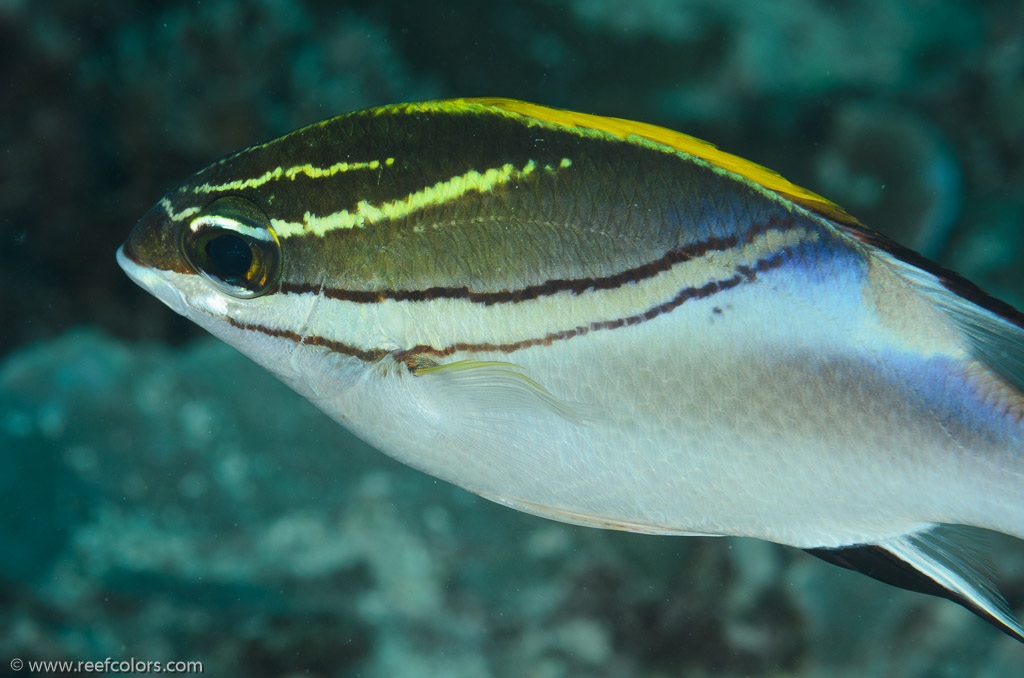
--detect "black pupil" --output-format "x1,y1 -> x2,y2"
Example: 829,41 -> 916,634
205,233 -> 253,282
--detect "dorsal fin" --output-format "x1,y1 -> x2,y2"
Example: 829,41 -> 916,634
842,223 -> 1024,333
840,223 -> 1024,395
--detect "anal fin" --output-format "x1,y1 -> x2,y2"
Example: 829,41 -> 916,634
805,526 -> 1024,643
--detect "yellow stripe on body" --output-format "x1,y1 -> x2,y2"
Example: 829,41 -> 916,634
159,197 -> 201,222
270,159 -> 555,239
200,98 -> 854,230
190,158 -> 396,194
361,98 -> 855,227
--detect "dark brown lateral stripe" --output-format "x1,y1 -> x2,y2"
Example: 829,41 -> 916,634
230,248 -> 790,363
278,215 -> 797,306
234,249 -> 791,362
231,247 -> 792,365
400,248 -> 792,359
225,317 -> 388,362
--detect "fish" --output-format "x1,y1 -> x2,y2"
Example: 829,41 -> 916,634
116,98 -> 1024,641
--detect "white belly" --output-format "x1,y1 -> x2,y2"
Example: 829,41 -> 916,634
303,281 -> 1019,549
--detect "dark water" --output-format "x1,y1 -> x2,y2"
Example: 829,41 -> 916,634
3,1 -> 1024,675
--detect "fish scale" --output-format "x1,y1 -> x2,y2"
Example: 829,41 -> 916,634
118,98 -> 1024,642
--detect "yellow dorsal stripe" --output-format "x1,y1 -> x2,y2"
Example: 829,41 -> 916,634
455,97 -> 859,227
160,197 -> 201,222
191,158 -> 395,194
272,160 -> 542,238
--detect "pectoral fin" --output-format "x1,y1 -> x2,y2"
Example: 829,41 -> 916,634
391,357 -> 599,483
805,526 -> 1024,642
413,358 -> 598,424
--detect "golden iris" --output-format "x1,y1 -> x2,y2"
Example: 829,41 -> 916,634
182,196 -> 282,298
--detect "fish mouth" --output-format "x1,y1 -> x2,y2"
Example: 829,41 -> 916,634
116,244 -> 191,317
117,233 -> 144,266
115,243 -> 146,285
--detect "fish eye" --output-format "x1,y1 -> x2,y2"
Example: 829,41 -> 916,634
182,196 -> 282,298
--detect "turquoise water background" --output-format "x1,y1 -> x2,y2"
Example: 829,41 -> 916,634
3,1 -> 1024,675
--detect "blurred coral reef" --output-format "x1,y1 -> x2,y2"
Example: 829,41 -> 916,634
3,0 -> 1024,676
